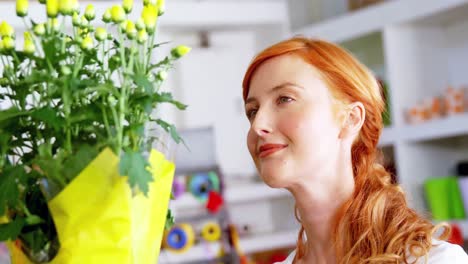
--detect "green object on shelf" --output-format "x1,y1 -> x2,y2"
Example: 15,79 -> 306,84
424,176 -> 466,220
379,78 -> 391,127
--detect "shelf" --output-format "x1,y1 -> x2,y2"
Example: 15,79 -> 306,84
294,0 -> 468,43
170,182 -> 291,211
239,230 -> 297,254
399,114 -> 468,143
379,126 -> 397,147
0,1 -> 288,30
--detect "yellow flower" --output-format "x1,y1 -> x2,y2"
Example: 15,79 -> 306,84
110,5 -> 125,23
102,8 -> 111,23
156,0 -> 165,16
38,0 -> 45,4
23,32 -> 35,54
125,20 -> 137,39
137,29 -> 148,44
16,0 -> 29,17
0,21 -> 14,38
2,36 -> 15,51
141,4 -> 158,33
171,45 -> 191,58
81,35 -> 93,50
59,0 -> 73,15
72,12 -> 80,27
95,27 -> 107,42
33,23 -> 45,35
46,0 -> 59,18
123,0 -> 133,14
85,4 -> 95,21
0,40 -> 4,53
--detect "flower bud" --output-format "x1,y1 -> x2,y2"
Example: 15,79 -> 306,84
46,0 -> 59,18
0,21 -> 14,38
72,12 -> 81,27
137,29 -> 148,44
171,45 -> 191,58
135,18 -> 144,31
59,0 -> 73,15
81,35 -> 93,50
125,20 -> 136,39
156,0 -> 165,16
123,0 -> 133,14
16,0 -> 29,17
102,8 -> 111,23
141,4 -> 158,34
23,32 -> 35,54
156,70 -> 167,81
61,66 -> 71,75
110,5 -> 125,23
51,18 -> 60,31
33,23 -> 46,35
39,0 -> 45,4
95,27 -> 107,42
80,16 -> 89,27
2,36 -> 15,51
84,4 -> 95,21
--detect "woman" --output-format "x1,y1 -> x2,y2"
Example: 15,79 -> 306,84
242,37 -> 468,263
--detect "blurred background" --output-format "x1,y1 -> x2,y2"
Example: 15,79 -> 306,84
1,0 -> 468,263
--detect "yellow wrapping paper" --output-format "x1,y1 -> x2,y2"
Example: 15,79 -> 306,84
9,147 -> 175,264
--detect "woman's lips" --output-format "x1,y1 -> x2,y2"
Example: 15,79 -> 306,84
258,144 -> 287,158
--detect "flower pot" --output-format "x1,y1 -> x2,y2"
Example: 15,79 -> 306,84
9,147 -> 175,264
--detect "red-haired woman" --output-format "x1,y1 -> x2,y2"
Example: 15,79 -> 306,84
242,37 -> 468,263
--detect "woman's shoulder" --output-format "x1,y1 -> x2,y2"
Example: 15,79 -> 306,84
420,240 -> 468,264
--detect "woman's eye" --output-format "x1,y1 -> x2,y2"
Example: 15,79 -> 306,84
246,109 -> 257,120
278,96 -> 293,104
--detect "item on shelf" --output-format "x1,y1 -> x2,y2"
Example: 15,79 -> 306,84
206,190 -> 224,214
228,224 -> 249,264
424,176 -> 466,220
448,224 -> 464,246
405,103 -> 427,124
348,0 -> 386,11
456,161 -> 468,176
444,86 -> 465,115
172,177 -> 186,199
201,221 -> 222,242
163,223 -> 196,253
188,171 -> 221,201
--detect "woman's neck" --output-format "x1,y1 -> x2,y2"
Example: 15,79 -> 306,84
288,155 -> 354,263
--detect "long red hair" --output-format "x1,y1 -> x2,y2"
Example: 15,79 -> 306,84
242,37 -> 449,263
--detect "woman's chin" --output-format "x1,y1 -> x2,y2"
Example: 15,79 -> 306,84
260,172 -> 288,189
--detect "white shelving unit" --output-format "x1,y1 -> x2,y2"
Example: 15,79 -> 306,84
294,0 -> 468,238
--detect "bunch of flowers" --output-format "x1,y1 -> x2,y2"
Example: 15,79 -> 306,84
0,0 -> 189,261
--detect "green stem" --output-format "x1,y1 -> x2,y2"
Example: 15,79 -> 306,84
145,32 -> 156,73
116,30 -> 128,156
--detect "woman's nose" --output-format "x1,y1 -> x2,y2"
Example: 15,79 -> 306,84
251,110 -> 272,136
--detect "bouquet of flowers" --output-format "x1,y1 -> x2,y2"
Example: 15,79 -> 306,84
0,0 -> 190,263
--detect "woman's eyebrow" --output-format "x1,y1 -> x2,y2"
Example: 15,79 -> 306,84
245,82 -> 303,105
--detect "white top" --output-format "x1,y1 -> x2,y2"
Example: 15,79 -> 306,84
276,240 -> 468,264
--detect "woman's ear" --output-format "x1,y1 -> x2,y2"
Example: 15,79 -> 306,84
339,102 -> 365,140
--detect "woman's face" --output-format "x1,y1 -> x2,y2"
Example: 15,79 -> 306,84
245,54 -> 344,188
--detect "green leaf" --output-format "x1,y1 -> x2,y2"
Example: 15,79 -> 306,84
154,92 -> 188,110
132,74 -> 153,93
31,107 -> 63,131
0,107 -> 28,123
0,165 -> 24,216
0,217 -> 25,241
63,145 -> 99,183
119,150 -> 153,195
155,119 -> 183,144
